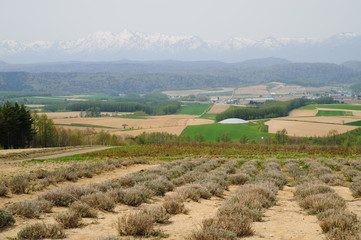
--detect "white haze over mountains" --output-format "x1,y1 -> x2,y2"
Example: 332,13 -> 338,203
0,30 -> 360,64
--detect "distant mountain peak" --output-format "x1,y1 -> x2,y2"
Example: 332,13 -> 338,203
0,31 -> 360,63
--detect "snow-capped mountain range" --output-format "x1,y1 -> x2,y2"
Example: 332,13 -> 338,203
0,30 -> 360,63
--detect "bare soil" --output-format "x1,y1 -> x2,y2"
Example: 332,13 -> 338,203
235,85 -> 269,97
288,109 -> 318,117
332,186 -> 361,219
207,104 -> 230,114
266,119 -> 357,137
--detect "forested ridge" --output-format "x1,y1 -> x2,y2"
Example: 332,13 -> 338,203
0,62 -> 360,94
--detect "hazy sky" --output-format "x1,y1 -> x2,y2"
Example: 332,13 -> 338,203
1,0 -> 360,42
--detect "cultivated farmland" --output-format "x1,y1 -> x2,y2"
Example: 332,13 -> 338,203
1,150 -> 361,239
266,106 -> 361,137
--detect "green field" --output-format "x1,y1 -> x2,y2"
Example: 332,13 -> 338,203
198,113 -> 217,120
345,120 -> 361,126
181,123 -> 272,142
316,110 -> 353,116
176,103 -> 213,115
300,104 -> 361,111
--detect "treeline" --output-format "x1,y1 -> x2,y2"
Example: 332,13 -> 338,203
216,97 -> 336,121
0,91 -> 51,99
62,101 -> 181,115
0,102 -> 126,149
44,99 -> 181,115
1,62 -> 361,94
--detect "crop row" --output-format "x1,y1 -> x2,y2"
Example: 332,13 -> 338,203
81,144 -> 361,159
0,158 -> 148,197
187,159 -> 288,239
1,158 -> 236,239
284,159 -> 360,240
111,158 -> 248,238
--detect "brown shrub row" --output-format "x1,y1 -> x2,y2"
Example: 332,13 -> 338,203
294,172 -> 359,239
0,158 -> 148,196
187,159 -> 278,239
304,159 -> 345,186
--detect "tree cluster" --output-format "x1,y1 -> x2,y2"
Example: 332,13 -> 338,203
216,97 -> 336,122
0,102 -> 34,149
58,101 -> 181,115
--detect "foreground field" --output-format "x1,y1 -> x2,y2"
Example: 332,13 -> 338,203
1,151 -> 361,240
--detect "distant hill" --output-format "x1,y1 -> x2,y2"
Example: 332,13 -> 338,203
342,61 -> 361,72
0,60 -> 360,94
0,58 -> 290,73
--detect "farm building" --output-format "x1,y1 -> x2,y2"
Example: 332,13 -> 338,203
219,118 -> 249,124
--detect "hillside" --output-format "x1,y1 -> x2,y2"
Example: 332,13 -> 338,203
0,60 -> 360,94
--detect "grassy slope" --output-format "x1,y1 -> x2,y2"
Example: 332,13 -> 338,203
176,104 -> 213,115
181,123 -> 271,142
300,104 -> 361,111
316,110 -> 353,116
345,120 -> 361,126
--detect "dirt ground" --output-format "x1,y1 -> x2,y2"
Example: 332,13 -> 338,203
331,186 -> 361,219
266,119 -> 357,137
207,104 -> 230,114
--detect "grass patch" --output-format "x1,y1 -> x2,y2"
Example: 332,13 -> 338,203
80,144 -> 361,160
181,123 -> 271,142
345,120 -> 361,126
316,110 -> 353,116
28,154 -> 98,163
198,113 -> 217,120
176,104 -> 213,115
300,104 -> 361,111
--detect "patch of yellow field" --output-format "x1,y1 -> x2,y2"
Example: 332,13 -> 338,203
52,115 -> 213,136
207,104 -> 230,114
288,110 -> 318,117
163,88 -> 234,96
281,116 -> 361,125
235,85 -> 269,96
44,112 -> 82,119
269,84 -> 307,95
266,119 -> 357,137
